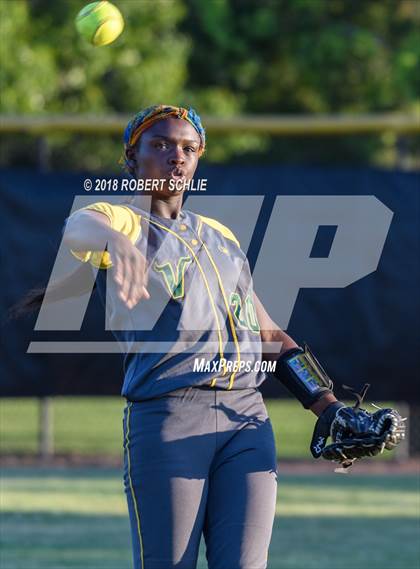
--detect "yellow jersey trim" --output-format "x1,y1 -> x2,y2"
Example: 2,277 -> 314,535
198,215 -> 240,248
198,213 -> 242,385
196,217 -> 219,385
200,241 -> 241,390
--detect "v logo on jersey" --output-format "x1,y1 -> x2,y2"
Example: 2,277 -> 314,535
154,256 -> 192,299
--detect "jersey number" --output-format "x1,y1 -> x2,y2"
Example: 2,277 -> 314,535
230,292 -> 260,334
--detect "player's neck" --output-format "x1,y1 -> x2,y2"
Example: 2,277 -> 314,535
151,195 -> 183,220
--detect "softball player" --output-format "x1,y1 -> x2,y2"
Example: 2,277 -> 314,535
62,105 -> 341,569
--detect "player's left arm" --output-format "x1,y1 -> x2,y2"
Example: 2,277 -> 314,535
254,292 -> 297,356
254,292 -> 337,417
254,291 -> 406,468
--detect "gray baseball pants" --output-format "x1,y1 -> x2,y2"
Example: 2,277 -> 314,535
123,386 -> 278,569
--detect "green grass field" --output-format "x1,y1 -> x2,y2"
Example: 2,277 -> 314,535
1,468 -> 418,569
0,397 -> 397,460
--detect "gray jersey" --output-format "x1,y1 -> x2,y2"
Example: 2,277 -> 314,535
70,202 -> 265,400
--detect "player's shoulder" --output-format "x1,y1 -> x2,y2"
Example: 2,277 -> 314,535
74,200 -> 140,219
197,214 -> 240,247
78,201 -> 142,242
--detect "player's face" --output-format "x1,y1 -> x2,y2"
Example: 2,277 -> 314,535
128,118 -> 201,196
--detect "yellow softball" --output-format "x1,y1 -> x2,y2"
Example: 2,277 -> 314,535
75,1 -> 124,47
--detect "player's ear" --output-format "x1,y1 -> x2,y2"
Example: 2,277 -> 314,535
125,147 -> 138,174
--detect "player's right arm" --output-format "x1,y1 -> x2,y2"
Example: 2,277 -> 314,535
64,208 -> 149,309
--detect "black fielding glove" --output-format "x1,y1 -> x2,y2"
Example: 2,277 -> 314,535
310,401 -> 345,459
310,384 -> 406,470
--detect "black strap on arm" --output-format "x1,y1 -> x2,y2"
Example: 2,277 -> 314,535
271,343 -> 335,409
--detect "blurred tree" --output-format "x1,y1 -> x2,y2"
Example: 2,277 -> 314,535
0,0 -> 189,170
182,0 -> 420,165
0,0 -> 418,170
0,2 -> 58,113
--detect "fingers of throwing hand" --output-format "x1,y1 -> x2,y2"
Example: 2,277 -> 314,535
113,257 -> 124,288
118,254 -> 133,303
109,238 -> 150,308
128,253 -> 150,307
115,252 -> 149,308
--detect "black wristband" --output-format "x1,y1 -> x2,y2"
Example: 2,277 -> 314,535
271,344 -> 335,409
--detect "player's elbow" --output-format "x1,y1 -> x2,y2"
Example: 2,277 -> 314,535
62,213 -> 82,248
62,211 -> 94,250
